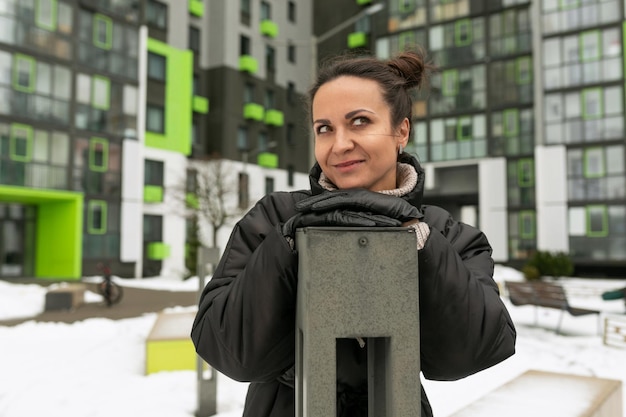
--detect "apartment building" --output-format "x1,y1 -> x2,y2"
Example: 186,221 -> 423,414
0,0 -> 311,280
334,0 -> 625,275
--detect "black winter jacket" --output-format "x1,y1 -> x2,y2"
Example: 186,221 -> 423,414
191,154 -> 516,416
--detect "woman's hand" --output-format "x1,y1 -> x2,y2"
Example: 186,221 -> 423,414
296,189 -> 420,222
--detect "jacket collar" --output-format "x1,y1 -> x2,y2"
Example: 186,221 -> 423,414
308,154 -> 425,207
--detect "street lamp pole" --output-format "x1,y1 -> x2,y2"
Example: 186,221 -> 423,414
308,3 -> 385,167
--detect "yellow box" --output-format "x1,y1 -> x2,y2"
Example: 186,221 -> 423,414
145,311 -> 197,374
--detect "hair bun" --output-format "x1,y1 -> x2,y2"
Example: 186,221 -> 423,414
386,50 -> 432,90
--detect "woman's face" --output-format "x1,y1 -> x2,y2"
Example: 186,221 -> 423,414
312,76 -> 409,191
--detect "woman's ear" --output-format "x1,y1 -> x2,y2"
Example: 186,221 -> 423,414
397,117 -> 410,148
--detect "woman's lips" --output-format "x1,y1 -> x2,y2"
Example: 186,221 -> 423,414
334,160 -> 364,171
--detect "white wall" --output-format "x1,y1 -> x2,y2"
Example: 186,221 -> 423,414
479,158 -> 508,262
535,145 -> 569,252
120,139 -> 143,263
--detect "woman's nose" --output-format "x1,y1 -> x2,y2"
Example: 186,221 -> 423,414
333,128 -> 354,152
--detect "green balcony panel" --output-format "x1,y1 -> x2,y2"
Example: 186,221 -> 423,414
144,185 -> 164,202
186,193 -> 199,209
189,0 -> 204,17
238,55 -> 258,74
243,103 -> 265,121
357,0 -> 373,4
257,152 -> 278,168
264,109 -> 284,126
147,242 -> 171,260
260,19 -> 279,38
193,96 -> 209,114
348,32 -> 368,49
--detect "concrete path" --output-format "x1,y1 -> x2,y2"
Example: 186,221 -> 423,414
0,280 -> 200,327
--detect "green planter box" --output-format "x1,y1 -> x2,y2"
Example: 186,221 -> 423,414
147,242 -> 171,260
265,109 -> 284,126
238,55 -> 258,73
257,152 -> 278,168
144,185 -> 163,203
243,103 -> 265,121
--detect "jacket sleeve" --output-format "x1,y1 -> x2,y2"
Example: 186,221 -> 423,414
418,205 -> 516,381
191,193 -> 301,383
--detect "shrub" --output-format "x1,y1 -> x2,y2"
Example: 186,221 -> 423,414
522,264 -> 541,281
523,250 -> 574,279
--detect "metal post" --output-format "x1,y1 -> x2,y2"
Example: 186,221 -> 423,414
295,227 -> 421,417
195,246 -> 220,417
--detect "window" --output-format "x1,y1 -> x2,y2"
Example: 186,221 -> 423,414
94,14 -> 112,50
239,172 -> 249,209
261,1 -> 271,20
13,54 -> 35,93
147,0 -> 168,29
288,1 -> 296,23
88,200 -> 107,234
264,89 -> 275,108
189,26 -> 200,53
240,35 -> 250,55
36,0 -> 57,30
287,164 -> 294,186
146,105 -> 165,133
92,76 -> 110,110
288,43 -> 296,63
241,0 -> 251,15
143,214 -> 163,241
89,137 -> 108,172
237,126 -> 248,150
144,159 -> 164,186
287,82 -> 296,104
286,123 -> 295,145
244,83 -> 255,103
265,177 -> 274,195
266,45 -> 275,72
147,52 -> 166,81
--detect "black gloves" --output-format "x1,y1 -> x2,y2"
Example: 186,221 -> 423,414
282,189 -> 419,239
282,209 -> 401,238
296,189 -> 419,222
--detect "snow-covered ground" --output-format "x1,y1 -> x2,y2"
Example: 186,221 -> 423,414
0,265 -> 624,417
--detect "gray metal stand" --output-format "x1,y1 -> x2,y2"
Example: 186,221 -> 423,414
295,227 -> 421,417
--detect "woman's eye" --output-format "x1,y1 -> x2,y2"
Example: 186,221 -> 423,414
352,117 -> 369,126
316,125 -> 330,134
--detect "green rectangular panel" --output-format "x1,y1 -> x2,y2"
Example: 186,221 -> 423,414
36,0 -> 58,30
243,103 -> 265,121
348,31 -> 367,49
146,38 -> 193,156
193,96 -> 209,114
238,55 -> 258,73
144,185 -> 164,202
0,186 -> 83,279
257,152 -> 278,168
189,0 -> 204,17
264,109 -> 284,126
148,242 -> 171,260
260,20 -> 279,38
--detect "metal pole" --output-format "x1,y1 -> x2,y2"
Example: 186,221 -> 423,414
195,246 -> 220,417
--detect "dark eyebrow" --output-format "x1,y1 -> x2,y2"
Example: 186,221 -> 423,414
345,109 -> 374,119
313,118 -> 330,125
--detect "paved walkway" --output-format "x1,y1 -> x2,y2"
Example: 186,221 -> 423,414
0,280 -> 200,327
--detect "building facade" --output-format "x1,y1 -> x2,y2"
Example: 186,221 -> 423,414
370,0 -> 625,275
1,0 -> 624,279
0,0 -> 311,280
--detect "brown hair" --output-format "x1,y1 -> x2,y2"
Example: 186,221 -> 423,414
307,48 -> 435,132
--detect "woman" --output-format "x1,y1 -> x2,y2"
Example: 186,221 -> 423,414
191,50 -> 516,416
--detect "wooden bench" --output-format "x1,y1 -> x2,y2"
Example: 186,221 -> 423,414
44,283 -> 86,311
603,315 -> 626,349
505,281 -> 601,334
449,370 -> 622,417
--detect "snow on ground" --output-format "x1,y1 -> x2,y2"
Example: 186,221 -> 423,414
0,266 -> 625,417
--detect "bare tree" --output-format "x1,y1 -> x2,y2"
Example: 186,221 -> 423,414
182,157 -> 247,277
